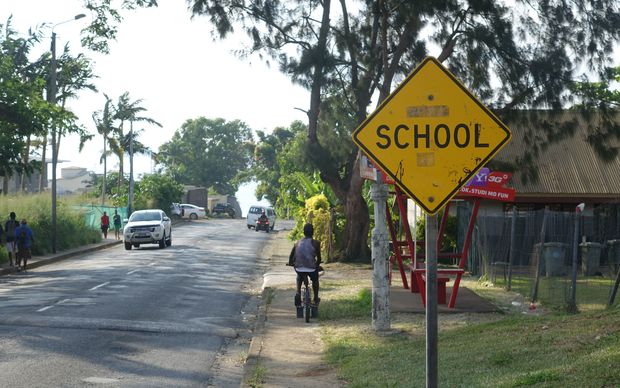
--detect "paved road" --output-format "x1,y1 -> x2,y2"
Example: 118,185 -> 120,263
0,219 -> 272,387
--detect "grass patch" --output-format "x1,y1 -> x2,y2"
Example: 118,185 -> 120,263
319,287 -> 372,321
493,274 -> 617,311
0,193 -> 101,255
245,364 -> 266,388
263,287 -> 275,305
319,272 -> 620,387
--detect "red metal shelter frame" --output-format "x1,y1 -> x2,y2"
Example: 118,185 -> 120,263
387,186 -> 480,308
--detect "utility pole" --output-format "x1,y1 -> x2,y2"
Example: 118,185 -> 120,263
48,13 -> 85,253
49,30 -> 58,253
128,120 -> 134,215
370,178 -> 390,331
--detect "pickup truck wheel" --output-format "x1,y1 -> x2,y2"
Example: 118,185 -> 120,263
124,242 -> 132,250
159,233 -> 166,248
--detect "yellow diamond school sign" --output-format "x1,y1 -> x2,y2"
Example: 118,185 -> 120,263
352,57 -> 512,215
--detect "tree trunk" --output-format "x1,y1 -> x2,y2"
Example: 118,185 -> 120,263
102,130 -> 107,205
342,186 -> 371,261
21,135 -> 31,192
118,150 -> 124,191
39,133 -> 48,192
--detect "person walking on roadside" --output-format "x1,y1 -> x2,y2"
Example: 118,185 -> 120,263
288,223 -> 322,306
5,212 -> 19,269
15,219 -> 33,273
112,210 -> 122,240
100,211 -> 110,239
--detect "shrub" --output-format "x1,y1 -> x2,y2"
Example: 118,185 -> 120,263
290,194 -> 333,260
0,193 -> 101,256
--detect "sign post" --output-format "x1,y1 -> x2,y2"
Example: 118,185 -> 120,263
352,57 -> 511,386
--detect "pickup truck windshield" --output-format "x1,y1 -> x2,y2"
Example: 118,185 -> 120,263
130,211 -> 162,222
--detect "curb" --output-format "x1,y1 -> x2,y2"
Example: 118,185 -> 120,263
241,227 -> 288,387
0,240 -> 122,276
241,287 -> 270,387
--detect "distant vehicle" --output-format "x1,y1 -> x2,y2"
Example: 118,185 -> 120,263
180,203 -> 206,219
170,203 -> 182,217
123,209 -> 172,250
212,203 -> 236,218
247,205 -> 276,230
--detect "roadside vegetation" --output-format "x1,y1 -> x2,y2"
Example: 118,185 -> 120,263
318,264 -> 620,387
0,194 -> 101,262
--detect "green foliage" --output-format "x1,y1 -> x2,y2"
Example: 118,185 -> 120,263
570,66 -> 620,161
248,121 -> 311,214
414,212 -> 458,255
0,193 -> 101,256
135,173 -> 184,211
158,117 -> 253,195
88,171 -> 129,207
0,20 -> 50,181
319,287 -> 371,321
291,194 -> 333,260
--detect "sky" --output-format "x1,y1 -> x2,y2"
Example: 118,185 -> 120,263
2,0 -> 311,214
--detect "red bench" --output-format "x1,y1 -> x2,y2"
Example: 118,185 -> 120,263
410,266 -> 465,307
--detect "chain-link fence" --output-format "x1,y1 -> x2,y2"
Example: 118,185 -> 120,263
74,205 -> 128,230
463,203 -> 620,311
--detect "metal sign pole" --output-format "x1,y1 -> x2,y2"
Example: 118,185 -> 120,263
426,213 -> 438,387
370,179 -> 390,331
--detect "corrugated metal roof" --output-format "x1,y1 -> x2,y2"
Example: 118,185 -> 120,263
494,111 -> 620,199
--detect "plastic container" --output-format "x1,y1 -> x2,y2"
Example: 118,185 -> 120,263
607,240 -> 620,273
542,242 -> 568,277
580,242 -> 603,276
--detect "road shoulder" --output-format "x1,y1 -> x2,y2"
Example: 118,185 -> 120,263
242,227 -> 343,388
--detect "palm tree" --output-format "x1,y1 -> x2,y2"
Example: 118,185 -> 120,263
110,92 -> 161,192
92,95 -> 114,204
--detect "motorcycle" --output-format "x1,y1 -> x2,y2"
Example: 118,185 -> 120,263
255,217 -> 270,232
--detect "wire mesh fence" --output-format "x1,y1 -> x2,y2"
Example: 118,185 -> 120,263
464,203 -> 620,311
74,205 -> 128,230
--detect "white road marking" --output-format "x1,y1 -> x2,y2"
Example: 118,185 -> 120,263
88,282 -> 110,291
126,269 -> 139,275
36,298 -> 71,312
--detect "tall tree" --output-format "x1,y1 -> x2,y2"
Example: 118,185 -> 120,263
91,95 -> 115,204
0,18 -> 50,193
40,45 -> 97,191
248,121 -> 305,205
183,0 -> 620,261
158,117 -> 253,194
110,92 -> 161,191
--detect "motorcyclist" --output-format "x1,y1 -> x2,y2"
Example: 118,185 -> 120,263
257,209 -> 269,229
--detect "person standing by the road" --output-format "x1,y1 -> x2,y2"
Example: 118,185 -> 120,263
15,219 -> 33,272
5,212 -> 19,269
112,210 -> 122,240
101,211 -> 110,239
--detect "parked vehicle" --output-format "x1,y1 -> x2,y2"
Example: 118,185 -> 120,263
247,205 -> 276,230
170,203 -> 182,217
180,203 -> 206,219
212,203 -> 236,218
123,209 -> 172,250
